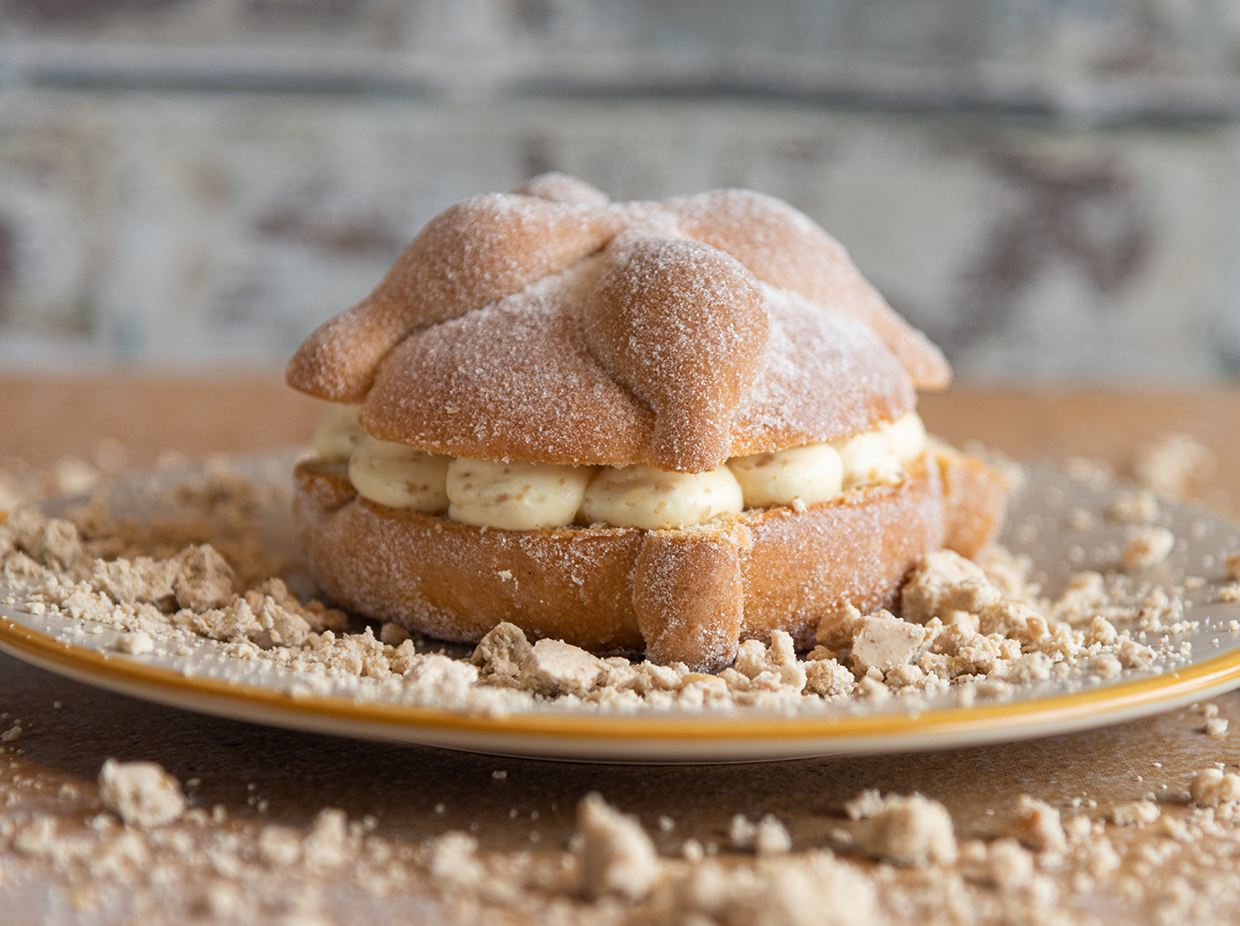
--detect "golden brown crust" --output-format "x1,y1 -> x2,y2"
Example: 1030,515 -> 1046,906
357,268 -> 914,469
287,176 -> 946,466
293,457 -> 954,670
634,529 -> 748,669
935,446 -> 1010,559
582,230 -> 768,472
285,193 -> 624,402
663,188 -> 952,391
511,172 -> 611,208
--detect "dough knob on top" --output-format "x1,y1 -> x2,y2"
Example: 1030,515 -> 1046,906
581,229 -> 768,474
512,172 -> 612,208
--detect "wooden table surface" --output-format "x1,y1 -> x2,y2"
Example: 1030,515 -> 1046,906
2,374 -> 1240,924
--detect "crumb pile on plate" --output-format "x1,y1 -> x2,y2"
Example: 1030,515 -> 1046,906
0,459 -> 1218,714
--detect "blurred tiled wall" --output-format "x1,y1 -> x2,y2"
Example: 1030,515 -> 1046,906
1,0 -> 1239,379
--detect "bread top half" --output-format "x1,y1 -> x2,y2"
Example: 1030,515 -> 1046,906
286,174 -> 951,474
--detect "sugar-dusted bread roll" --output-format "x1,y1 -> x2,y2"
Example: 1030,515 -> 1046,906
287,175 -> 1004,671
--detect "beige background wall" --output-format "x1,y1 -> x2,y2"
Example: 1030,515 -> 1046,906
1,0 -> 1238,380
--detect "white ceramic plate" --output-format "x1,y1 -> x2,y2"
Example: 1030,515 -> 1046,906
2,453 -> 1240,763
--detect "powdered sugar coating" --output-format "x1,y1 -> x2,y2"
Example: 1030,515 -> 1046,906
511,172 -> 611,208
286,192 -> 623,401
292,455 -> 965,667
287,176 -> 946,470
659,187 -> 950,390
583,229 -> 767,472
360,262 -> 913,471
361,260 -> 655,466
735,285 -> 913,453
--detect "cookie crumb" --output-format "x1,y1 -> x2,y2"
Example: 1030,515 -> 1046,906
849,613 -> 931,673
575,793 -> 659,901
1067,509 -> 1099,531
846,792 -> 956,867
1111,800 -> 1160,826
730,814 -> 792,856
1122,526 -> 1175,571
1133,434 -> 1214,499
1189,768 -> 1240,806
959,838 -> 1034,891
1010,796 -> 1066,853
114,631 -> 154,655
1205,718 -> 1229,737
1110,490 -> 1159,524
97,759 -> 186,827
428,831 -> 484,891
522,639 -> 604,697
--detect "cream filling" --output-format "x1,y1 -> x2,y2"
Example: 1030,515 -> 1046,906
314,406 -> 927,530
348,436 -> 451,513
312,403 -> 366,461
446,458 -> 595,531
831,429 -> 903,491
727,443 -> 844,508
581,464 -> 744,530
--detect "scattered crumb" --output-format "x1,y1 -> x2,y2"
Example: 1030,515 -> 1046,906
730,814 -> 792,856
427,831 -> 483,892
97,759 -> 186,828
1065,457 -> 1112,488
845,792 -> 957,868
1205,718 -> 1229,737
113,630 -> 154,655
0,460 -> 1199,721
1110,490 -> 1159,524
1122,525 -> 1175,571
1067,508 -> 1099,531
379,622 -> 411,646
1189,768 -> 1240,807
1010,796 -> 1066,854
2,448 -> 1238,925
848,612 -> 931,673
1132,434 -> 1214,499
958,838 -> 1034,891
574,793 -> 659,901
523,639 -> 605,697
1111,801 -> 1160,827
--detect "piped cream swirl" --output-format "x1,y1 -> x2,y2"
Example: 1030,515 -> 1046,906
313,406 -> 927,530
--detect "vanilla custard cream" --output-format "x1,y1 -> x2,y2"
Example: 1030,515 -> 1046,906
313,406 -> 927,531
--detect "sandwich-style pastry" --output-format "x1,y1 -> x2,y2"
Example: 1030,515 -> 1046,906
287,174 -> 1007,671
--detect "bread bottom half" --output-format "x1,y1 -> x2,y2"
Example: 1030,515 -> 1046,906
292,448 -> 1007,671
